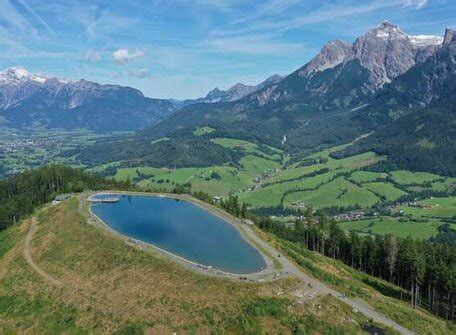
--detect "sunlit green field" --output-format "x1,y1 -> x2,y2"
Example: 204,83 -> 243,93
396,197 -> 456,219
338,216 -> 445,239
89,134 -> 456,240
97,136 -> 455,213
0,128 -> 112,177
389,170 -> 444,185
363,182 -> 407,201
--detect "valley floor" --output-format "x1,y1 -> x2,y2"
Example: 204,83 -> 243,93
98,135 -> 456,242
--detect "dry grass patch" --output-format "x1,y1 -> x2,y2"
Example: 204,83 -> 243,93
0,198 -> 375,334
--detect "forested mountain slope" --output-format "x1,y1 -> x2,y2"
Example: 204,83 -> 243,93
335,95 -> 456,176
77,25 -> 455,177
333,32 -> 456,175
0,165 -> 126,231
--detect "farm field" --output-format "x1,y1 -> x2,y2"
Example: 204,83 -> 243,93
363,182 -> 407,201
348,171 -> 388,183
91,135 -> 456,240
193,126 -> 215,136
282,177 -> 380,209
340,196 -> 456,239
0,128 -> 118,178
389,170 -> 445,186
241,153 -> 453,210
395,197 -> 456,219
98,137 -> 455,212
338,216 -> 445,239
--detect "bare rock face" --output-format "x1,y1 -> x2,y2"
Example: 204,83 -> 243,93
239,21 -> 446,109
299,39 -> 352,77
300,21 -> 444,87
352,21 -> 415,84
351,21 -> 443,86
443,28 -> 456,45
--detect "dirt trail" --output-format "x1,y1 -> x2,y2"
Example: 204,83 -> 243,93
23,217 -> 63,287
239,224 -> 415,335
177,194 -> 416,334
27,192 -> 415,334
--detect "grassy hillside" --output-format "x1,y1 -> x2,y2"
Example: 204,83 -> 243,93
0,198 -> 382,334
90,135 -> 456,241
262,232 -> 455,335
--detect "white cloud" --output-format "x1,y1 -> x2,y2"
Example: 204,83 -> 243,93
129,68 -> 151,78
402,0 -> 428,9
112,49 -> 146,65
16,0 -> 55,35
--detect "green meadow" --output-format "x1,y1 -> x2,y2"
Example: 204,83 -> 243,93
339,216 -> 445,240
92,134 -> 456,240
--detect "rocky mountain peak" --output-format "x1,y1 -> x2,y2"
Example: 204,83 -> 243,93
228,83 -> 249,91
205,87 -> 224,100
374,21 -> 404,36
443,28 -> 456,45
351,21 -> 443,85
299,39 -> 352,77
241,21 -> 446,109
0,66 -> 48,85
263,74 -> 283,83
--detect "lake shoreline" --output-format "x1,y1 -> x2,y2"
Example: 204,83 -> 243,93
85,191 -> 286,282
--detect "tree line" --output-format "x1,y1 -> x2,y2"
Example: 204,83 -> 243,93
256,207 -> 455,321
0,164 -> 128,231
203,194 -> 454,321
1,168 -> 454,322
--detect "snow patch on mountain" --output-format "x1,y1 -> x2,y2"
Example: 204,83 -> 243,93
0,67 -> 47,85
0,67 -> 73,86
409,35 -> 444,47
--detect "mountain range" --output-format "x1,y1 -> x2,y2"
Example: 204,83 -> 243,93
0,67 -> 175,131
134,22 -> 452,145
2,21 -> 455,176
172,74 -> 284,108
198,21 -> 441,113
76,22 -> 456,176
0,66 -> 285,132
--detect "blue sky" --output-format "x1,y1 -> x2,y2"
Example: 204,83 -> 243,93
0,0 -> 454,99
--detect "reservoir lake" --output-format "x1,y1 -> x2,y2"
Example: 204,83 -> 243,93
91,194 -> 267,274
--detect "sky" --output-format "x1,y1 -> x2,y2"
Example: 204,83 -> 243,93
0,0 -> 454,99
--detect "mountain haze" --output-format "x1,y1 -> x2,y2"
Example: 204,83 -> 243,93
0,67 -> 175,132
173,74 -> 284,108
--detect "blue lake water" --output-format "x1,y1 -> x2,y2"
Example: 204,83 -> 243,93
91,194 -> 266,273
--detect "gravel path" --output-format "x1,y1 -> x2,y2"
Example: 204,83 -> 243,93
167,193 -> 416,335
71,192 -> 417,334
244,224 -> 415,335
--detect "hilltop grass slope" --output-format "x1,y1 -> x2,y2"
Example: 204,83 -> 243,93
0,198 -> 385,334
